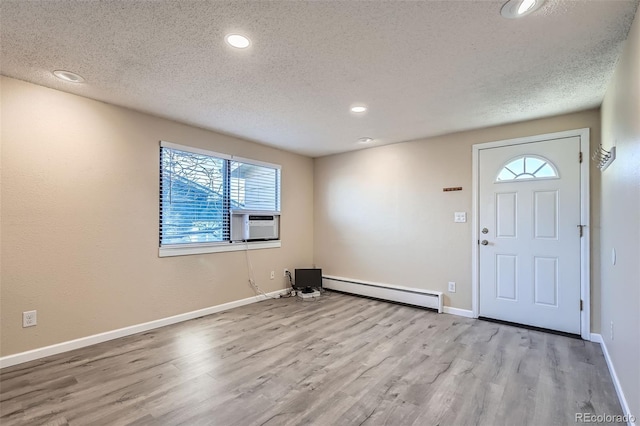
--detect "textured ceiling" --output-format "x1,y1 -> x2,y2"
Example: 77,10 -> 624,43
1,1 -> 638,157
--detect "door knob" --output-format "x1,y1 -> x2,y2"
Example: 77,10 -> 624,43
481,240 -> 489,245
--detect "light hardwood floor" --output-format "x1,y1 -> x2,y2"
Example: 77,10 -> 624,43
0,291 -> 622,425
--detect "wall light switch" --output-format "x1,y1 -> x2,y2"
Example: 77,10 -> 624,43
454,212 -> 467,223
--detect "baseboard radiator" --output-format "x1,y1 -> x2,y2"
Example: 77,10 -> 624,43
322,275 -> 443,313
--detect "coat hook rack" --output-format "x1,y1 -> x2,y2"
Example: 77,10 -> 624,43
592,144 -> 616,171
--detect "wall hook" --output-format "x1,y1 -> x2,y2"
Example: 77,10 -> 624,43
591,144 -> 616,171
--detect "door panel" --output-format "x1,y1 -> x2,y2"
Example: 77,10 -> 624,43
479,136 -> 581,334
496,254 -> 517,300
534,191 -> 558,239
534,256 -> 558,306
496,193 -> 517,237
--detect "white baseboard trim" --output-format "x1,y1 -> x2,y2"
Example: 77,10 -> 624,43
590,333 -> 637,426
590,333 -> 603,344
323,275 -> 443,313
443,306 -> 474,318
0,289 -> 289,370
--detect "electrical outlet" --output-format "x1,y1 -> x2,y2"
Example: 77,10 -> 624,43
23,310 -> 37,328
448,282 -> 456,293
283,268 -> 289,277
270,271 -> 275,280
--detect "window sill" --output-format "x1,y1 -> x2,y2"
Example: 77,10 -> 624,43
159,240 -> 281,257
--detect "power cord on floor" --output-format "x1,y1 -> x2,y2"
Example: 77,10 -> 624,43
286,270 -> 295,289
287,270 -> 326,302
285,270 -> 298,298
243,240 -> 294,299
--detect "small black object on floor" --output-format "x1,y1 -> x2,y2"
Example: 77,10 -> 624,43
301,287 -> 315,294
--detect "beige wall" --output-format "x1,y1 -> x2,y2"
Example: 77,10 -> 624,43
314,110 -> 601,330
0,77 -> 314,357
600,4 -> 640,418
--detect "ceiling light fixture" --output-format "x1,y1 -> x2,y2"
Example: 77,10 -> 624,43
225,34 -> 251,49
500,0 -> 545,18
350,105 -> 367,113
357,137 -> 373,144
518,0 -> 536,14
52,70 -> 85,83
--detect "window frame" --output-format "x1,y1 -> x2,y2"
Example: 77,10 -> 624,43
494,154 -> 560,183
159,141 -> 281,257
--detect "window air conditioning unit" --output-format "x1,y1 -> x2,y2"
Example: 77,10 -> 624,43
230,211 -> 280,241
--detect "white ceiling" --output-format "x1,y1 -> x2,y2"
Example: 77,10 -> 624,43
1,1 -> 638,157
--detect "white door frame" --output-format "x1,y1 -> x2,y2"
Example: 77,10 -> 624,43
471,128 -> 591,340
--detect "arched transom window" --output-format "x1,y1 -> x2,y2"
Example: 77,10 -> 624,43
496,155 -> 559,182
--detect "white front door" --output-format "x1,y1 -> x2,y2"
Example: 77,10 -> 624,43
478,136 -> 582,334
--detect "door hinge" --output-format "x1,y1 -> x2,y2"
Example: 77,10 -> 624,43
579,152 -> 583,163
580,299 -> 583,311
577,224 -> 584,237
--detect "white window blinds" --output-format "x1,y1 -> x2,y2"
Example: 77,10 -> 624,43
230,160 -> 281,211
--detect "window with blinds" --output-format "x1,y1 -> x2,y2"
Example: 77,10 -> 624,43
230,160 -> 280,211
160,142 -> 281,248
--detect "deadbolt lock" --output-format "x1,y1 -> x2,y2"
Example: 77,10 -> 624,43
482,227 -> 489,234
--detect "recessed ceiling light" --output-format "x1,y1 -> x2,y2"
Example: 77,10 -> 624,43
225,34 -> 251,49
350,105 -> 367,113
517,0 -> 536,14
500,0 -> 545,18
357,137 -> 373,144
52,70 -> 85,83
